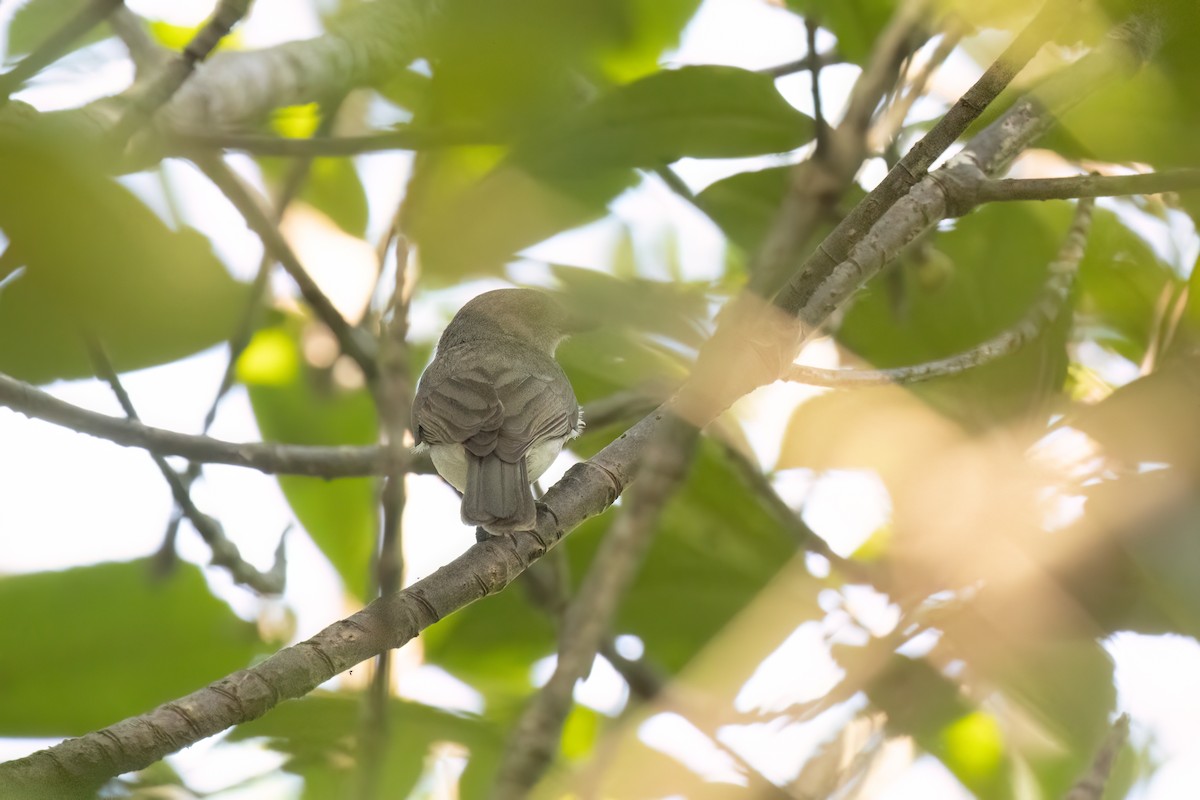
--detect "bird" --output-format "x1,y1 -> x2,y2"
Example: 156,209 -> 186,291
412,288 -> 584,534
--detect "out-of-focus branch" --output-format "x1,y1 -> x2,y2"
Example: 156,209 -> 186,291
167,127 -> 490,156
492,416 -> 698,800
359,236 -> 413,800
0,0 -> 125,107
976,169 -> 1200,203
87,341 -> 286,594
158,96 -> 346,574
111,0 -> 252,142
1065,714 -> 1130,800
109,6 -> 170,75
872,19 -> 968,149
788,197 -> 1094,387
189,152 -> 379,378
748,0 -> 933,297
758,49 -> 842,79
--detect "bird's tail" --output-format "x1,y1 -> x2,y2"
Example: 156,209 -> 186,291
463,454 -> 536,532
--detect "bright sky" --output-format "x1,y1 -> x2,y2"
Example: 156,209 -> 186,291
1,1 -> 1199,798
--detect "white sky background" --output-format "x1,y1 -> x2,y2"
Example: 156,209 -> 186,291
1,0 -> 1199,797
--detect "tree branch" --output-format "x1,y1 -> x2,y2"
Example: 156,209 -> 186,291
111,0 -> 251,143
188,152 -> 379,378
0,370 -> 397,476
748,0 -> 932,297
0,0 -> 124,107
167,126 -> 490,156
757,49 -> 842,79
87,341 -> 286,594
976,168 -> 1200,203
788,196 -> 1094,387
1065,714 -> 1130,800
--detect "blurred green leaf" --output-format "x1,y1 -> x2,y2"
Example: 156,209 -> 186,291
695,166 -> 792,255
238,323 -> 379,600
695,166 -> 864,260
785,0 -> 898,65
835,202 -> 1073,430
552,266 -> 710,348
1074,206 -> 1180,365
0,141 -> 248,383
519,66 -> 813,182
854,653 -> 1014,798
406,66 -> 811,279
231,692 -> 501,800
1072,353 -> 1200,475
6,0 -> 105,60
0,560 -> 264,736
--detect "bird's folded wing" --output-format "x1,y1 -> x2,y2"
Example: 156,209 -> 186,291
413,371 -> 504,449
494,371 -> 579,463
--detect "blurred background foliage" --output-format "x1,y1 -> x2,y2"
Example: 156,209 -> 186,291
1,0 -> 1199,797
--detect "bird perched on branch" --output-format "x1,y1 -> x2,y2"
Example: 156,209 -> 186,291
413,289 -> 584,535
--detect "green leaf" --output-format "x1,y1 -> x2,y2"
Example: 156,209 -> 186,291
695,166 -> 793,255
1075,207 -> 1180,365
406,67 -> 811,279
0,560 -> 265,737
238,323 -> 379,600
0,141 -> 249,383
1072,354 -> 1200,475
6,0 -> 106,60
855,653 -> 1014,798
695,166 -> 864,259
230,693 -> 501,800
519,66 -> 813,182
835,202 -> 1073,430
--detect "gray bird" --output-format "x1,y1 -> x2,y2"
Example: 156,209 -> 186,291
412,289 -> 584,533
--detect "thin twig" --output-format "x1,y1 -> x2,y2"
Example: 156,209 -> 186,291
359,237 -> 413,800
807,17 -> 829,156
787,197 -> 1094,387
167,126 -> 491,156
0,370 -> 399,476
492,416 -> 698,800
1065,714 -> 1130,800
110,0 -> 252,142
189,152 -> 379,379
109,6 -> 170,75
158,97 -> 348,572
976,169 -> 1200,203
872,19 -> 968,149
748,0 -> 932,297
653,165 -> 697,203
758,49 -> 842,79
86,340 -> 286,594
0,0 -> 125,108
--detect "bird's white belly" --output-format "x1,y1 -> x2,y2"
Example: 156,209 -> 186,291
428,444 -> 468,492
427,436 -> 570,492
526,436 -> 569,482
